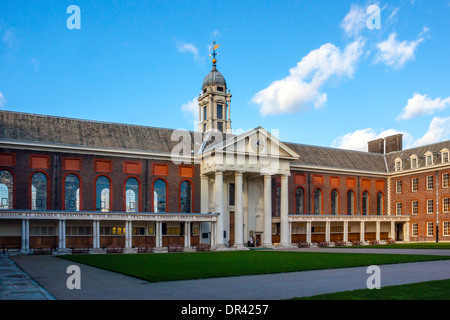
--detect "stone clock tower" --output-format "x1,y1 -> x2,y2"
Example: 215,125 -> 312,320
198,44 -> 232,134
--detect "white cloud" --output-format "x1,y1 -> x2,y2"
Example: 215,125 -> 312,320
414,117 -> 450,146
398,93 -> 450,120
0,92 -> 6,107
252,39 -> 365,116
176,42 -> 204,63
340,4 -> 368,37
181,97 -> 199,120
332,128 -> 411,152
375,28 -> 428,69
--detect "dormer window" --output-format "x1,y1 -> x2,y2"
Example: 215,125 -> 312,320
441,149 -> 449,163
410,155 -> 418,169
425,152 -> 433,166
395,159 -> 402,172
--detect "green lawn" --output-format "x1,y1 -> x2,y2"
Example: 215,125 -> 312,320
60,251 -> 450,282
334,243 -> 450,250
294,279 -> 450,300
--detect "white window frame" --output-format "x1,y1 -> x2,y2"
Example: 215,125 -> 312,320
396,180 -> 402,194
410,155 -> 418,169
395,159 -> 402,172
425,152 -> 433,166
427,199 -> 434,214
411,200 -> 418,215
443,198 -> 450,214
426,175 -> 434,190
444,221 -> 450,237
396,202 -> 402,216
412,177 -> 418,192
443,173 -> 449,189
427,222 -> 434,237
412,223 -> 418,237
441,149 -> 449,164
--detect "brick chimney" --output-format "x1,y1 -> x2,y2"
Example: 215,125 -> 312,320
384,134 -> 403,154
368,138 -> 385,154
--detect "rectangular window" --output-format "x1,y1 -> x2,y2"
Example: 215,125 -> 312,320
203,106 -> 207,121
427,199 -> 434,214
442,152 -> 449,163
426,155 -> 433,166
412,200 -> 418,215
217,122 -> 223,133
412,223 -> 418,237
443,198 -> 450,213
396,202 -> 402,216
412,178 -> 418,192
229,183 -> 235,206
217,104 -> 223,119
443,173 -> 449,188
444,222 -> 450,236
411,158 -> 418,169
395,161 -> 401,171
427,175 -> 434,190
396,180 -> 402,194
427,222 -> 434,237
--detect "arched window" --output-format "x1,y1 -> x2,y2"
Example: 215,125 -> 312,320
31,172 -> 47,210
153,179 -> 166,213
125,178 -> 139,212
313,188 -> 322,215
272,185 -> 281,217
295,187 -> 304,215
65,174 -> 80,211
180,180 -> 192,213
362,191 -> 369,215
331,189 -> 339,215
96,176 -> 110,212
347,190 -> 355,215
0,170 -> 13,209
377,192 -> 383,215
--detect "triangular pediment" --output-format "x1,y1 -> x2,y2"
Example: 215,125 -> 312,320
201,127 -> 299,160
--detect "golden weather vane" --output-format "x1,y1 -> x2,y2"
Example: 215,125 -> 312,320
209,41 -> 220,66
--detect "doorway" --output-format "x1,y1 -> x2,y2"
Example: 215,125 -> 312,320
396,223 -> 403,241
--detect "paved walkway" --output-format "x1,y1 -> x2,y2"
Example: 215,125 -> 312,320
9,248 -> 450,300
0,255 -> 55,300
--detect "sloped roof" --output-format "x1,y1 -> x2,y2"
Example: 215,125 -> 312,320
0,110 -> 185,154
385,140 -> 450,171
1,110 -> 448,174
284,142 -> 388,173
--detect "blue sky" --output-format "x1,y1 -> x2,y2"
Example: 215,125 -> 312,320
1,0 -> 449,151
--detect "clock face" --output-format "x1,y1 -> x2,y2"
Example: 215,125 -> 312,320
251,136 -> 265,153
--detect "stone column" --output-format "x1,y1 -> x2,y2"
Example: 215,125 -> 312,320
184,222 -> 191,249
325,220 -> 331,243
201,175 -> 209,213
306,221 -> 312,244
215,171 -> 224,248
280,174 -> 290,247
124,220 -> 133,253
376,221 -> 381,242
21,219 -> 30,253
360,221 -> 365,243
234,171 -> 244,248
58,220 -> 66,252
263,175 -> 273,247
343,221 -> 349,243
404,222 -> 410,242
210,221 -> 216,249
156,221 -> 162,249
93,220 -> 100,251
390,221 -> 395,241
